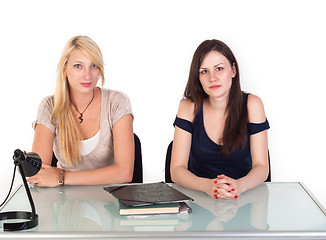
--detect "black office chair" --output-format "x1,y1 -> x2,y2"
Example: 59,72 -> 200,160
164,140 -> 271,183
266,151 -> 271,182
132,133 -> 143,183
164,141 -> 174,183
51,133 -> 143,183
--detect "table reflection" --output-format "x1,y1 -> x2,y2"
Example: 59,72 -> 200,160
27,184 -> 267,231
181,183 -> 269,231
29,185 -> 116,231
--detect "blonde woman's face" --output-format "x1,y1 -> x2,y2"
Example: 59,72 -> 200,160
65,49 -> 100,94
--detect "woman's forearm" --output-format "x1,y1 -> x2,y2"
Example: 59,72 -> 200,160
236,164 -> 269,194
171,166 -> 212,194
64,164 -> 133,185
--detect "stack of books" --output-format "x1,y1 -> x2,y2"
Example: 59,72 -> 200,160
104,182 -> 193,216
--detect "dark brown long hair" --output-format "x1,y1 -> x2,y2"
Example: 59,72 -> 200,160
184,39 -> 247,157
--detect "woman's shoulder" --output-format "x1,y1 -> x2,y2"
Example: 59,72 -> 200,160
247,93 -> 266,123
101,88 -> 132,117
177,98 -> 196,122
41,94 -> 55,101
247,93 -> 263,106
102,88 -> 129,100
39,95 -> 55,109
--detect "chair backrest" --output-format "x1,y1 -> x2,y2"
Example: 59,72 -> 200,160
51,153 -> 58,167
265,151 -> 271,182
51,133 -> 143,183
164,140 -> 271,183
165,141 -> 173,183
132,133 -> 143,183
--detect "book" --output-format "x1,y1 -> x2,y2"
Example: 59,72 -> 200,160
119,218 -> 180,226
103,182 -> 193,207
104,202 -> 190,227
119,202 -> 180,216
119,201 -> 192,217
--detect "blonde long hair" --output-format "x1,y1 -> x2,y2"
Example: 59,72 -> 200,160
52,36 -> 105,166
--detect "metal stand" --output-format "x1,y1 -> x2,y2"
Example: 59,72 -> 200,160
0,160 -> 38,231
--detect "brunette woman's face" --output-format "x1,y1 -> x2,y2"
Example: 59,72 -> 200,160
199,50 -> 236,100
65,49 -> 100,95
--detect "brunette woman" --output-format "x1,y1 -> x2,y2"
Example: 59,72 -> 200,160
170,39 -> 269,199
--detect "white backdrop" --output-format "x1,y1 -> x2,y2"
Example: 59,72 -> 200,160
1,0 -> 325,209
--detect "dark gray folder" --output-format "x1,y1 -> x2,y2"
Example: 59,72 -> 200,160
104,182 -> 193,207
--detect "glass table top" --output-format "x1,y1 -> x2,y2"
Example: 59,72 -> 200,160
1,182 -> 326,238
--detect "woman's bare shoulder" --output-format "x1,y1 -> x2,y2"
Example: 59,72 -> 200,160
177,98 -> 196,122
247,94 -> 266,123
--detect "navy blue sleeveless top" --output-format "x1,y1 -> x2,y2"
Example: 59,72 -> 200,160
173,93 -> 270,180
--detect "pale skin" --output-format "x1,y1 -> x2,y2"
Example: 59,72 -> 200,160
170,50 -> 269,199
28,49 -> 134,187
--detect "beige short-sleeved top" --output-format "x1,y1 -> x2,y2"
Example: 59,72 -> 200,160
32,88 -> 133,171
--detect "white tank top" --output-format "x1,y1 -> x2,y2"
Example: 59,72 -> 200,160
80,130 -> 100,156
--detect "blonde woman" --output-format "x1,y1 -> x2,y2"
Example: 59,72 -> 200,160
28,36 -> 134,187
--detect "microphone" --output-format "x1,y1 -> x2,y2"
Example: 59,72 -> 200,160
13,149 -> 42,177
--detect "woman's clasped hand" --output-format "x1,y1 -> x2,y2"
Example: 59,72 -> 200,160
209,175 -> 241,199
